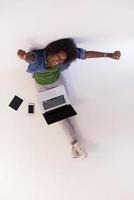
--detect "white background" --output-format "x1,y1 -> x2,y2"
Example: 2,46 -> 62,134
0,0 -> 134,200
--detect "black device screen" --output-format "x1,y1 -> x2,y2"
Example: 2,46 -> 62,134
9,95 -> 23,111
28,104 -> 34,113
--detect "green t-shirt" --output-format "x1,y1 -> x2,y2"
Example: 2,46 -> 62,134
34,66 -> 60,85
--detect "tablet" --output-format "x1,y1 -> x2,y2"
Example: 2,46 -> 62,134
9,95 -> 23,111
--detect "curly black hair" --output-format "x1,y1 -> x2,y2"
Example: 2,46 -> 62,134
44,38 -> 78,64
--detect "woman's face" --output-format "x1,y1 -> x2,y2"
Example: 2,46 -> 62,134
47,51 -> 67,67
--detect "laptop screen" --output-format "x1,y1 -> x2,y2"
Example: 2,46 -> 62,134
43,104 -> 77,124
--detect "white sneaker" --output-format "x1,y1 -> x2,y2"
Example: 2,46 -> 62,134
72,142 -> 87,159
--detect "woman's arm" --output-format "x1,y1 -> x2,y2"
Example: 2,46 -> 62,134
17,49 -> 35,62
85,51 -> 121,60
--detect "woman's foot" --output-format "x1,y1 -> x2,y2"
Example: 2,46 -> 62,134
72,142 -> 87,159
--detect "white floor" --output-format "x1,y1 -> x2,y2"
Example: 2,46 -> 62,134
1,0 -> 134,200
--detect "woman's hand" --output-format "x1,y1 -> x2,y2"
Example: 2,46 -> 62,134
111,51 -> 121,60
17,49 -> 26,59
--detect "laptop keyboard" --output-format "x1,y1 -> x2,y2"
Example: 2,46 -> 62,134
42,95 -> 66,110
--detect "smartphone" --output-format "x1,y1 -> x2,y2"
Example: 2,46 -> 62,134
9,95 -> 23,111
28,103 -> 35,114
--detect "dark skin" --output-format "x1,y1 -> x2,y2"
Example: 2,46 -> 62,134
17,49 -> 121,67
85,51 -> 121,59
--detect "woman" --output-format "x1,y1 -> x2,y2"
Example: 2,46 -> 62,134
17,38 -> 121,158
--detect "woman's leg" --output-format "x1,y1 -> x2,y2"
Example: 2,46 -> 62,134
62,118 -> 77,145
62,118 -> 86,158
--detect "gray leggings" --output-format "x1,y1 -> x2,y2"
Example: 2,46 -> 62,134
35,75 -> 77,144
